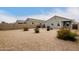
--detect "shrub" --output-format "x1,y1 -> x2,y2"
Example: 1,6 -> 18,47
34,27 -> 40,33
50,28 -> 53,30
24,27 -> 29,31
36,25 -> 41,28
47,26 -> 50,31
57,28 -> 77,42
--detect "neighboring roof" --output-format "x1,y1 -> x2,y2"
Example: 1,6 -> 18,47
25,18 -> 45,22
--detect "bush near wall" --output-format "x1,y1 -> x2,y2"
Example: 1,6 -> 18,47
57,28 -> 77,42
34,26 -> 40,33
47,26 -> 51,31
24,27 -> 29,31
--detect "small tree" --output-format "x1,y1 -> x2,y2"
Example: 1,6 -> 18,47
1,21 -> 6,24
47,26 -> 50,31
36,25 -> 41,28
34,26 -> 40,33
24,27 -> 29,31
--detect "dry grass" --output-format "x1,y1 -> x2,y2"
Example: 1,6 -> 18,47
0,29 -> 79,51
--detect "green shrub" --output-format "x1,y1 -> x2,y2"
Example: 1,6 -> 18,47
24,27 -> 29,31
47,26 -> 50,31
57,28 -> 77,42
34,27 -> 40,33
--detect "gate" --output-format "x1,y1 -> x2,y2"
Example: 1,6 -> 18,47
72,24 -> 78,29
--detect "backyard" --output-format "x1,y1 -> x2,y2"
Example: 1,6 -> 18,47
0,29 -> 79,51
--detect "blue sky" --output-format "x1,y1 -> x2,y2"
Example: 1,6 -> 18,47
0,7 -> 79,23
0,7 -> 66,16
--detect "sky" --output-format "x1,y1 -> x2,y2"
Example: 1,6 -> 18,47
0,7 -> 79,23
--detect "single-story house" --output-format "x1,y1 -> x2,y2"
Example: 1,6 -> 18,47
43,16 -> 76,29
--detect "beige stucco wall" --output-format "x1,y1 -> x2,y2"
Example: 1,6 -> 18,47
0,20 -> 44,30
0,23 -> 27,30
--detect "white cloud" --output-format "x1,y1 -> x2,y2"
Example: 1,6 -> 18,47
47,7 -> 79,21
0,14 -> 17,23
19,7 -> 79,22
0,10 -> 17,23
52,7 -> 79,21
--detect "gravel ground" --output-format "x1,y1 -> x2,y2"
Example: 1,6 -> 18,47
0,29 -> 79,51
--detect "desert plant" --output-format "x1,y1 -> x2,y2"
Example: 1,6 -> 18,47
36,25 -> 41,28
34,27 -> 40,33
47,26 -> 50,31
57,28 -> 77,42
24,27 -> 29,31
